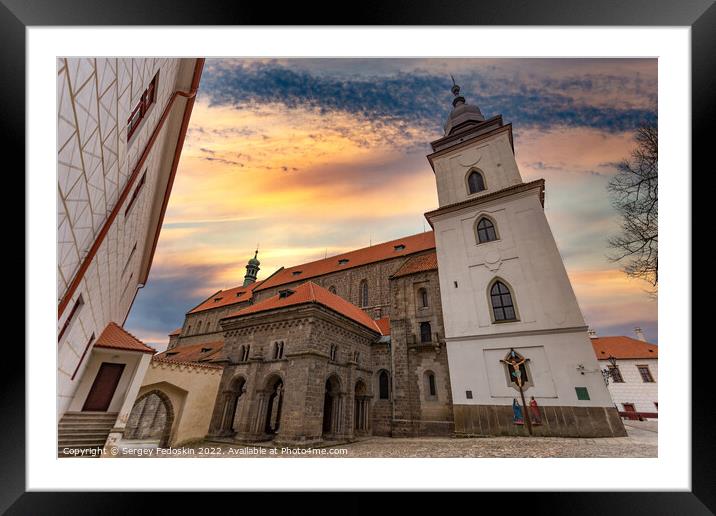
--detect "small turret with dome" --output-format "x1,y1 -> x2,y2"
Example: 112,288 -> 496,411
443,76 -> 486,136
243,249 -> 261,286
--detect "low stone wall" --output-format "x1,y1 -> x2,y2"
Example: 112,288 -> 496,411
453,405 -> 627,438
391,419 -> 455,437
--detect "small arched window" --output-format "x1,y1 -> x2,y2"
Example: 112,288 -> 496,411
424,371 -> 437,399
328,285 -> 337,294
420,321 -> 432,343
418,288 -> 429,308
359,280 -> 369,307
467,170 -> 486,194
490,281 -> 517,322
476,217 -> 498,243
378,371 -> 390,400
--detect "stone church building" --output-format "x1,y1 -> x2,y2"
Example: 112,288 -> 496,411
124,83 -> 626,448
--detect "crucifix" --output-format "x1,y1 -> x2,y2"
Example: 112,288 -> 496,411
501,349 -> 533,435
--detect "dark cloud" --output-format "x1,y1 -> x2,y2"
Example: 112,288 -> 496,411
125,264 -> 227,340
199,61 -> 656,135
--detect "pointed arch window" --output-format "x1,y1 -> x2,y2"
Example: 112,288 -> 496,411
418,287 -> 429,308
359,280 -> 369,308
378,370 -> 390,400
424,371 -> 438,400
467,170 -> 486,194
490,280 -> 517,322
476,217 -> 498,243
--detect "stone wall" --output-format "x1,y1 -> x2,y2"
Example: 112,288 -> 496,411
252,250 -> 436,320
453,404 -> 627,437
389,269 -> 454,437
208,305 -> 380,445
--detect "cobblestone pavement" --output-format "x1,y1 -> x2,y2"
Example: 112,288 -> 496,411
145,421 -> 656,458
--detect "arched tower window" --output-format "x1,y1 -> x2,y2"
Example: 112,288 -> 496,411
424,371 -> 437,400
467,170 -> 486,194
378,370 -> 390,400
418,287 -> 429,308
476,217 -> 498,243
328,285 -> 337,294
490,280 -> 518,322
359,280 -> 369,307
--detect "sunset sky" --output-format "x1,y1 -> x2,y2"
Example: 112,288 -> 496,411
125,58 -> 658,350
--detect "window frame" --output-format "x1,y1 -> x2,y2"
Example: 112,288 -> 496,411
419,321 -> 432,343
425,371 -> 438,400
465,168 -> 487,195
488,278 -> 520,323
475,215 -> 499,244
127,70 -> 160,142
637,364 -> 655,383
359,280 -> 369,307
378,370 -> 390,400
608,365 -> 625,383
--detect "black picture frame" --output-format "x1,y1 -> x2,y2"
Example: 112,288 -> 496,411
7,0 -> 710,512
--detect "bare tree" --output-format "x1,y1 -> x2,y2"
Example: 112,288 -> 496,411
607,123 -> 658,295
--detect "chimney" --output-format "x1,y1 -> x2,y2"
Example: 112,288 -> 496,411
634,327 -> 646,341
587,328 -> 597,339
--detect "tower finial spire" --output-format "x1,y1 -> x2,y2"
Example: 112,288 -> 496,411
449,75 -> 465,107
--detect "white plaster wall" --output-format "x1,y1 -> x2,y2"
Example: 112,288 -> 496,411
603,358 -> 658,413
432,130 -> 522,207
447,331 -> 613,407
430,121 -> 611,409
67,349 -> 143,413
57,58 -> 197,419
433,190 -> 586,340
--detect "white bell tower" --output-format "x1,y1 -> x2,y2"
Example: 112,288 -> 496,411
424,80 -> 624,437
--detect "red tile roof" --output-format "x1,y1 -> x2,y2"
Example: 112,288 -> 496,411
591,336 -> 658,360
255,232 -> 436,292
391,251 -> 438,278
189,280 -> 264,314
226,281 -> 384,335
94,322 -> 156,354
168,327 -> 182,336
375,317 -> 391,335
155,341 -> 224,363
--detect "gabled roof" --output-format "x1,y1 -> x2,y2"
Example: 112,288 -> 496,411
391,250 -> 438,278
254,232 -> 436,292
155,341 -> 224,363
225,281 -> 384,335
592,336 -> 658,360
188,280 -> 264,314
94,322 -> 156,354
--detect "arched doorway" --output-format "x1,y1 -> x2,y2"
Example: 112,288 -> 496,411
125,390 -> 174,447
220,376 -> 246,434
354,379 -> 370,435
322,375 -> 343,439
263,376 -> 284,436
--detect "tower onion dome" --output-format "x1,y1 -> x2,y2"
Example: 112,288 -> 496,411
243,249 -> 261,286
443,77 -> 485,136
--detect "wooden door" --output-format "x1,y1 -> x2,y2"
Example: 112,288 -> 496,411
82,362 -> 125,412
622,403 -> 637,420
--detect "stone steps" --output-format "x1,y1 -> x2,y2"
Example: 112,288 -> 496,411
58,411 -> 118,457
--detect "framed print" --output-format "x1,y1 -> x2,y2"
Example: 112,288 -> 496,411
8,0 -> 713,512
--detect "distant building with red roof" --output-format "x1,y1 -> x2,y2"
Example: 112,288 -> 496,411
590,329 -> 658,420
